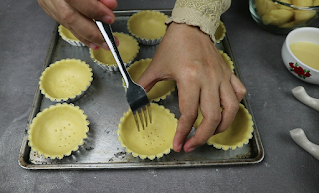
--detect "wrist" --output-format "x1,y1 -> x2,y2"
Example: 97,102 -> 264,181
167,22 -> 213,43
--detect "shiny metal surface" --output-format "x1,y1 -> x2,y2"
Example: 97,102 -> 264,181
18,10 -> 263,169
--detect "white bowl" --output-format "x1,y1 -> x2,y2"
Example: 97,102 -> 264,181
281,27 -> 319,85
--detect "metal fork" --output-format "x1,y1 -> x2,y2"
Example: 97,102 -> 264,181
95,21 -> 152,131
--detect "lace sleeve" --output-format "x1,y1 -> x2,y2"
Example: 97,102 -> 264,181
166,0 -> 231,43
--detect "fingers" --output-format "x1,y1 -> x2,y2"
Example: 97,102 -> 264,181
212,74 -> 246,134
135,59 -> 199,153
62,0 -> 116,49
100,0 -> 118,10
173,81 -> 200,152
214,80 -> 239,134
182,79 -> 221,152
39,0 -> 118,50
230,74 -> 247,102
66,0 -> 116,24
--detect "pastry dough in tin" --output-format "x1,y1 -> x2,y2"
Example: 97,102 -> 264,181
194,104 -> 254,150
214,21 -> 226,43
58,25 -> 85,46
127,10 -> 168,45
89,32 -> 139,71
117,103 -> 177,160
28,103 -> 89,159
39,59 -> 93,103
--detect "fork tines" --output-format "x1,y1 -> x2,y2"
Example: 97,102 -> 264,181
133,104 -> 152,132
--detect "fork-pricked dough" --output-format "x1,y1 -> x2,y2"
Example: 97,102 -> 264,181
39,59 -> 93,102
117,103 -> 177,160
28,103 -> 89,159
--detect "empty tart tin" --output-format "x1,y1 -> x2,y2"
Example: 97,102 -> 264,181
39,58 -> 93,103
127,10 -> 168,45
89,32 -> 140,71
58,25 -> 86,47
27,103 -> 90,159
117,103 -> 177,160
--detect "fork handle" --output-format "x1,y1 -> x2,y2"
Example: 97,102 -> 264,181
95,21 -> 132,87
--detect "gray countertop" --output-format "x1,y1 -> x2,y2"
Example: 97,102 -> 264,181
1,0 -> 319,192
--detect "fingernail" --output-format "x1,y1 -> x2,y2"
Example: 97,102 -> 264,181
89,43 -> 99,50
101,42 -> 110,50
186,147 -> 195,153
174,144 -> 183,152
103,15 -> 113,23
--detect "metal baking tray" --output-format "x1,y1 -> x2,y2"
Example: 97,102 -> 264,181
19,10 -> 264,169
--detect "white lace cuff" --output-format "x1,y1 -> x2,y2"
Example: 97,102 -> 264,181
166,0 -> 231,43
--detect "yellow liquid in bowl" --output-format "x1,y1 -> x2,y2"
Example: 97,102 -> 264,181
289,41 -> 319,71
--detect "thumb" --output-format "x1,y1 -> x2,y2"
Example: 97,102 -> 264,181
135,61 -> 161,93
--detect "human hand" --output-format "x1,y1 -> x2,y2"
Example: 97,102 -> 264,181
136,22 -> 247,153
38,0 -> 118,50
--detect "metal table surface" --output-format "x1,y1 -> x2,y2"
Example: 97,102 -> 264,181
1,0 -> 318,192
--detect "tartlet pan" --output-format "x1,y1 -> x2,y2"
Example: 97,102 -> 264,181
19,10 -> 264,169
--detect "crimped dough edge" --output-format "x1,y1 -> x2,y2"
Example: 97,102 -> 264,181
39,58 -> 93,103
27,103 -> 90,159
58,24 -> 85,46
